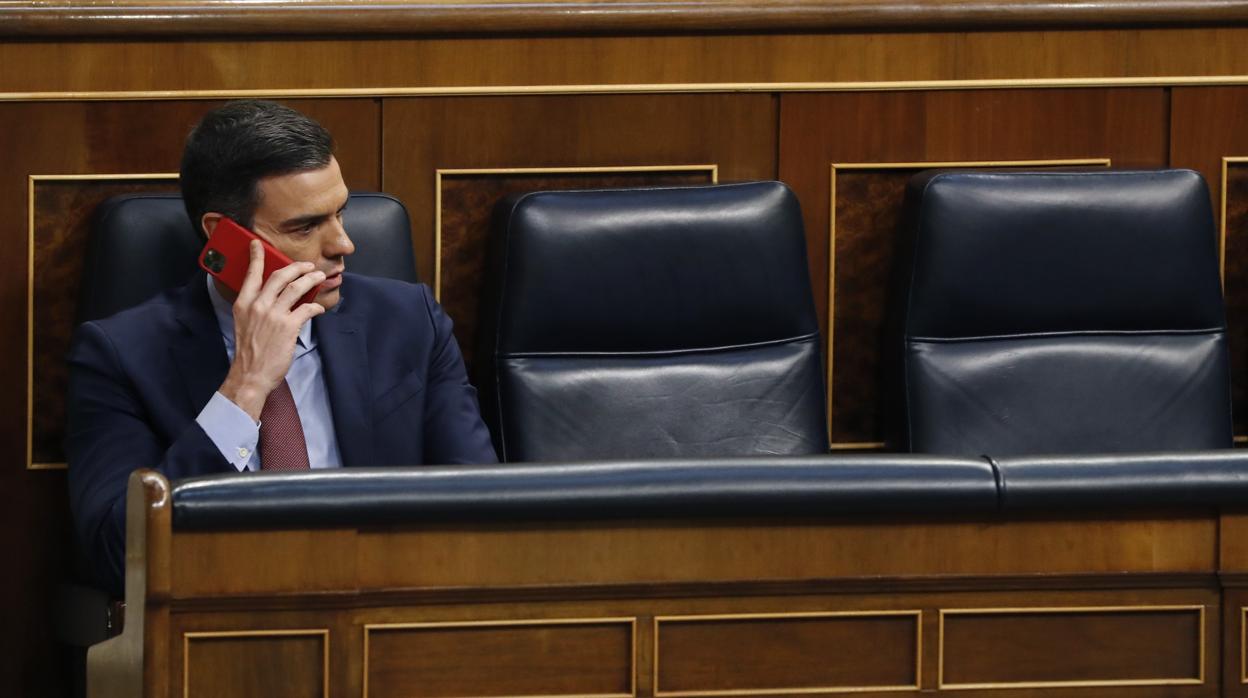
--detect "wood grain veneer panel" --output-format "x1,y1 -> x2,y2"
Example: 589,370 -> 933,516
184,632 -> 326,698
364,620 -> 633,698
940,607 -> 1204,688
655,612 -> 918,694
1227,161 -> 1248,441
6,30 -> 1248,96
355,515 -> 1214,589
1172,87 -> 1248,441
438,168 -> 714,371
29,177 -> 179,467
383,94 -> 776,285
780,88 -> 1167,446
171,529 -> 358,597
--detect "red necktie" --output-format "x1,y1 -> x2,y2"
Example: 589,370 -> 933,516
259,379 -> 310,471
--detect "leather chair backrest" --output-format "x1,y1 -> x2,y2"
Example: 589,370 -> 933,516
890,169 -> 1231,456
479,181 -> 829,462
79,192 -> 417,324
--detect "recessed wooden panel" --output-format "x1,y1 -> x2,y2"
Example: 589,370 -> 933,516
1225,159 -> 1248,443
437,166 -> 715,371
382,94 -> 778,293
364,619 -> 634,698
184,630 -> 327,698
655,612 -> 919,695
28,176 -> 180,468
940,606 -> 1204,688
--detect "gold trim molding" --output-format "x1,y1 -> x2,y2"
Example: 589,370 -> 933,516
653,610 -> 922,696
433,164 -> 718,300
1241,606 -> 1248,684
936,605 -> 1205,690
362,616 -> 638,698
26,173 -> 180,471
826,158 -> 1112,450
9,75 -> 1248,103
182,628 -> 330,698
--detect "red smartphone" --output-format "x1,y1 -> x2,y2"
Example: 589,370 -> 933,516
198,217 -> 319,306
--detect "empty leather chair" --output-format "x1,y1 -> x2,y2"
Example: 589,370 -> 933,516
478,182 -> 828,462
888,169 -> 1231,456
81,191 -> 418,323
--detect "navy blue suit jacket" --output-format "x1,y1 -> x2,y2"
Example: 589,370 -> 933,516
66,272 -> 497,594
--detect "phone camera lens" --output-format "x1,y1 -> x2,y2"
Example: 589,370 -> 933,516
203,249 -> 225,273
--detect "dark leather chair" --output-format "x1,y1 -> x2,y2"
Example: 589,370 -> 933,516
478,181 -> 828,462
79,191 -> 418,323
59,191 -> 420,694
888,169 -> 1231,456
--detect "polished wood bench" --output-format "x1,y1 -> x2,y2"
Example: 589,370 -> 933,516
85,454 -> 1248,697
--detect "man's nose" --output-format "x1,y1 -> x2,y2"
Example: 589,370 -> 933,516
325,217 -> 355,258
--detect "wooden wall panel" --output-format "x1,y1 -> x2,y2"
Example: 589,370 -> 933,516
381,93 -> 776,368
778,88 -> 1169,446
1171,87 -> 1248,441
5,29 -> 1248,96
183,631 -> 326,698
939,607 -> 1205,690
655,612 -> 919,694
364,620 -> 633,698
30,177 -> 180,468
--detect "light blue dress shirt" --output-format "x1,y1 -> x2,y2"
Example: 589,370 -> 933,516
195,276 -> 343,471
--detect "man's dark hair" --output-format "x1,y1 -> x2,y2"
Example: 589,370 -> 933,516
180,100 -> 334,232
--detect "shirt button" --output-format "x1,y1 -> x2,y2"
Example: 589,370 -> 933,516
238,447 -> 250,459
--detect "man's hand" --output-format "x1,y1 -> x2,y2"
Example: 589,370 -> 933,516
219,240 -> 326,420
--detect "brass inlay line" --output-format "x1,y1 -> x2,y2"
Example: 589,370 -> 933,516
1221,157 -> 1246,286
1241,606 -> 1247,684
182,628 -> 329,698
9,75 -> 1248,102
362,616 -> 637,698
937,604 -> 1205,690
433,164 -> 718,301
26,173 -> 180,471
654,610 -> 921,697
827,158 -> 1112,450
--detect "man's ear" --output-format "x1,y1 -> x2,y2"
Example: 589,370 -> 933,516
200,212 -> 223,238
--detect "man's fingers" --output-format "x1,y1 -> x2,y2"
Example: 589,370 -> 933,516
256,260 -> 316,304
294,302 -> 327,324
236,239 -> 265,301
275,269 -> 326,309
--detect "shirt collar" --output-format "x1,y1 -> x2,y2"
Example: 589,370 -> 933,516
205,275 -> 315,353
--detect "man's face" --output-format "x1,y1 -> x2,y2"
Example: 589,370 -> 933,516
248,156 -> 354,310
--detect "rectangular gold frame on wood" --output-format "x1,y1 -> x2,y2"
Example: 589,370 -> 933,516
1221,157 -> 1247,445
652,609 -> 922,696
433,164 -> 719,301
362,616 -> 638,698
1241,606 -> 1248,683
826,158 -> 1112,451
26,172 -> 180,471
936,604 -> 1206,690
182,628 -> 330,698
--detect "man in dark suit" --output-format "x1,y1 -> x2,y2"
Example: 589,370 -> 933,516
66,101 -> 497,594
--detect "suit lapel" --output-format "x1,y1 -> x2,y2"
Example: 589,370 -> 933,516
170,273 -> 231,414
314,283 -> 374,467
